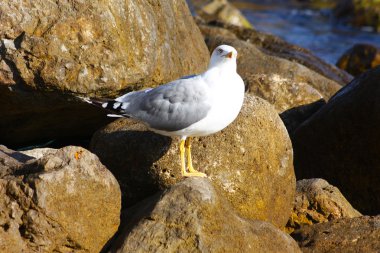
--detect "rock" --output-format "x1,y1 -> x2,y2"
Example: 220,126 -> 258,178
0,0 -> 209,147
292,215 -> 380,253
245,74 -> 324,113
0,145 -> 121,252
286,178 -> 361,233
198,20 -> 352,86
334,0 -> 380,32
292,66 -> 380,214
280,99 -> 326,135
198,23 -> 345,110
336,43 -> 380,76
187,0 -> 253,28
0,90 -> 114,149
206,35 -> 339,104
109,178 -> 302,253
91,94 -> 296,228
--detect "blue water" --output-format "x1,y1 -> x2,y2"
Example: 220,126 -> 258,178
235,1 -> 380,64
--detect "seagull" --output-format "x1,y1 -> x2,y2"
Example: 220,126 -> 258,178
83,45 -> 245,177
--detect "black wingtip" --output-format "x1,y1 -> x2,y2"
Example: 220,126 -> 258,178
78,96 -> 128,116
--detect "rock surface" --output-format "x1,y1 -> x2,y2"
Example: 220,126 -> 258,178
199,23 -> 344,109
0,0 -> 208,94
286,178 -> 361,233
198,21 -> 352,86
0,0 -> 209,147
245,74 -> 323,113
187,0 -> 253,28
91,94 -> 296,228
0,145 -> 121,253
292,215 -> 380,253
110,177 -> 301,253
336,43 -> 380,76
292,66 -> 380,214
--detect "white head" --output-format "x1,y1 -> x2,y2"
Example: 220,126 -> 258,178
208,45 -> 238,70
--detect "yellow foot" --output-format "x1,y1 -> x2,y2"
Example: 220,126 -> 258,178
183,171 -> 207,177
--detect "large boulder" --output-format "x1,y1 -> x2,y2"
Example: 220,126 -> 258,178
292,66 -> 380,214
286,178 -> 361,233
0,145 -> 121,253
109,178 -> 301,253
0,0 -> 209,147
91,94 -> 296,228
292,215 -> 380,253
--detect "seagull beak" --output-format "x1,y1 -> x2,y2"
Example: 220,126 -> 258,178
225,51 -> 233,59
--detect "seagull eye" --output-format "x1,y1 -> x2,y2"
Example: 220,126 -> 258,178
217,49 -> 223,54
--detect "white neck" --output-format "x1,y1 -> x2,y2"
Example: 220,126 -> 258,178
207,60 -> 237,73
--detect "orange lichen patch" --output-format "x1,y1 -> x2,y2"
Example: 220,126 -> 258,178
74,150 -> 84,160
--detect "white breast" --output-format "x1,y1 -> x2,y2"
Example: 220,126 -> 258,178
166,72 -> 245,138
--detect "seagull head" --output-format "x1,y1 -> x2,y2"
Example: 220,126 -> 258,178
208,45 -> 238,70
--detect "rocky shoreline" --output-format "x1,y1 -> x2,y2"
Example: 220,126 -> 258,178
1,0 -> 380,252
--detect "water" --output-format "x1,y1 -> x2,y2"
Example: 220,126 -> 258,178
234,1 -> 380,64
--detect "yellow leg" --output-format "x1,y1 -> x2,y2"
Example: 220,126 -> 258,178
180,139 -> 187,176
185,137 -> 196,172
182,137 -> 207,177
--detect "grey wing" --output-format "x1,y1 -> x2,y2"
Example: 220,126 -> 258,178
123,77 -> 211,131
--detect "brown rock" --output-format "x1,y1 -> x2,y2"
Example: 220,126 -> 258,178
91,94 -> 296,228
0,145 -> 121,253
188,0 -> 253,28
292,215 -> 380,253
0,0 -> 208,94
336,43 -> 380,76
246,74 -> 323,112
110,177 -> 302,253
211,36 -> 339,102
292,66 -> 380,214
0,0 -> 209,147
198,21 -> 352,86
199,24 -> 344,108
286,178 -> 361,233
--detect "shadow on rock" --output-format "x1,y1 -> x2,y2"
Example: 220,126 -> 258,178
91,124 -> 172,208
292,66 -> 380,214
280,99 -> 326,135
